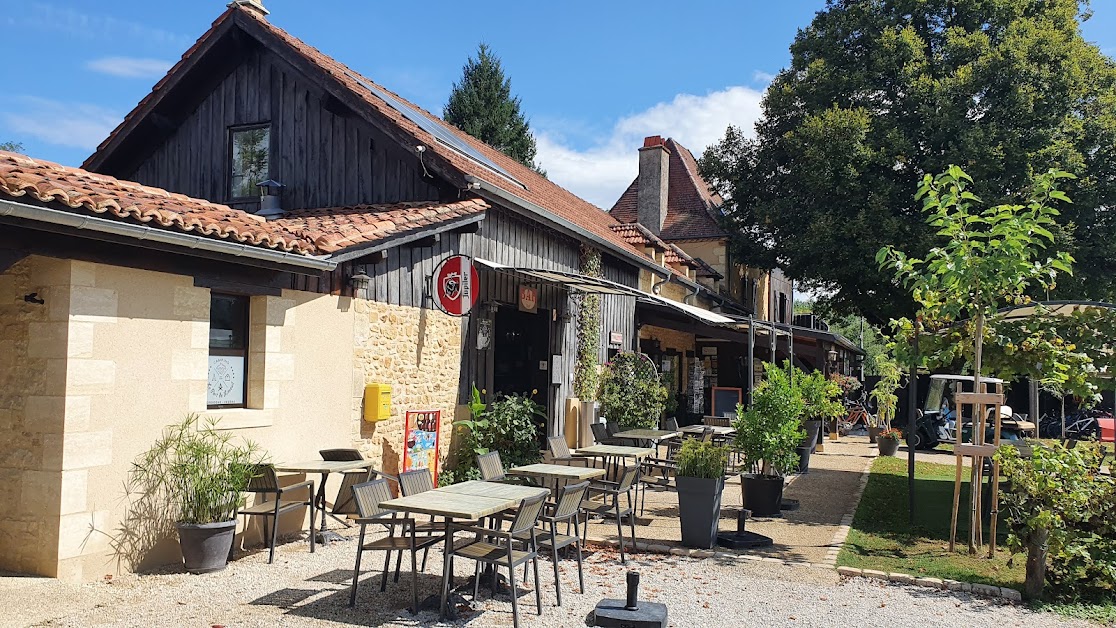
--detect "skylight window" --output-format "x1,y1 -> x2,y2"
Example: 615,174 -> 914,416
345,72 -> 526,190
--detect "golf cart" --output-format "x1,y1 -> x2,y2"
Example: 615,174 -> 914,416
912,374 -> 1036,450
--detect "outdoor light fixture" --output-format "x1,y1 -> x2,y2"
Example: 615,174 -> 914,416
827,348 -> 839,365
348,272 -> 372,294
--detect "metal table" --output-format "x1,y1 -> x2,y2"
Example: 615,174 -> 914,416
380,481 -> 549,619
275,459 -> 376,543
679,425 -> 736,436
509,463 -> 606,494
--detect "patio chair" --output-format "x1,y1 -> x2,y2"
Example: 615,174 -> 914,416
317,448 -> 377,522
348,478 -> 443,613
581,465 -> 639,563
638,456 -> 677,517
606,420 -> 621,439
546,436 -> 588,467
319,448 -> 364,461
703,416 -> 732,427
590,422 -> 621,446
515,480 -> 589,607
478,451 -> 508,481
239,464 -> 315,564
449,491 -> 549,628
398,468 -> 477,570
661,417 -> 683,458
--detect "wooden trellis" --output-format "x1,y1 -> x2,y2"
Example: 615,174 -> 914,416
948,386 -> 1005,558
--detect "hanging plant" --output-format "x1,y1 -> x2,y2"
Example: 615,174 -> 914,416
574,245 -> 602,400
598,351 -> 668,429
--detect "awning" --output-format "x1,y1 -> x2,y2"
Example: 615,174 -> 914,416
474,258 -> 739,327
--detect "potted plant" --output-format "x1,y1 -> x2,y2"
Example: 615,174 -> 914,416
869,354 -> 903,441
795,366 -> 844,472
675,439 -> 729,548
598,351 -> 668,429
877,428 -> 902,456
128,414 -> 264,573
733,364 -> 805,516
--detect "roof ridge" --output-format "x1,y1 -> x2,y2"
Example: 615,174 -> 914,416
665,137 -> 726,234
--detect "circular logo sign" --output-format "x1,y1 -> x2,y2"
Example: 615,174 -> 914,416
432,255 -> 479,316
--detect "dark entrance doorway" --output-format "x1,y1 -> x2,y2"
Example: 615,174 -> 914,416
492,305 -> 551,439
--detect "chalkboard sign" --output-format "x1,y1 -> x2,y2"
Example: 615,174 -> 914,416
712,387 -> 743,418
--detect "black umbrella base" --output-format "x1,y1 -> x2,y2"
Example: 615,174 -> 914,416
716,530 -> 774,549
781,498 -> 800,511
417,591 -> 472,619
593,599 -> 668,628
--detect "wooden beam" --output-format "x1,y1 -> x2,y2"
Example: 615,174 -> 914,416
410,233 -> 440,248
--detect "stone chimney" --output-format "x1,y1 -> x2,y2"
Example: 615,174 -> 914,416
637,135 -> 669,236
227,0 -> 269,18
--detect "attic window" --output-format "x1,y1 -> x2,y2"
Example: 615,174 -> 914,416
228,124 -> 271,199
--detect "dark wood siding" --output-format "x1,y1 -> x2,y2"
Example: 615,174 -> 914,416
600,254 -> 638,360
123,47 -> 440,211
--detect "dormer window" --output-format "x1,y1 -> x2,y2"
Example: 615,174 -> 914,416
228,124 -> 271,199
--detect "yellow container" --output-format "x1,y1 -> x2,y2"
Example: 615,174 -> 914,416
364,383 -> 392,422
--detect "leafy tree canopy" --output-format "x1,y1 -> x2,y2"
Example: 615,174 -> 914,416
0,141 -> 23,153
701,0 -> 1116,323
444,43 -> 543,173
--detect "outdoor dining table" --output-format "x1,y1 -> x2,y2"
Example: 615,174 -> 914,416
573,444 -> 655,482
508,462 -> 606,494
612,428 -> 681,450
679,424 -> 736,436
274,459 -> 377,543
379,480 -> 550,619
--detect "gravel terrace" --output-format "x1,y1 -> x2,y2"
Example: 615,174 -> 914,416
1,531 -> 1084,628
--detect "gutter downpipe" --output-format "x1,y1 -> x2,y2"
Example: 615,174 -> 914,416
0,198 -> 336,272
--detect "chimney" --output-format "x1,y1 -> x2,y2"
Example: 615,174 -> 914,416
255,179 -> 285,219
637,136 -> 669,236
227,0 -> 269,18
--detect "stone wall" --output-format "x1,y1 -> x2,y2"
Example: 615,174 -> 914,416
351,299 -> 463,480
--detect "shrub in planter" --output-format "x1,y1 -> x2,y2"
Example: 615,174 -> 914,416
675,439 -> 728,548
733,364 -> 805,516
127,414 -> 265,573
876,428 -> 902,456
794,367 -> 844,471
446,385 -> 543,483
870,355 -> 904,432
598,352 -> 668,429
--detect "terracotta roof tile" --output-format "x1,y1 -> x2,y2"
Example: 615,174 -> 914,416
0,150 -> 316,254
663,243 -> 698,268
275,199 -> 487,254
85,6 -> 652,268
610,137 -> 727,241
691,257 -> 723,279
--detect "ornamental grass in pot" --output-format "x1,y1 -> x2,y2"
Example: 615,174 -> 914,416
733,364 -> 805,517
128,414 -> 264,573
675,439 -> 729,549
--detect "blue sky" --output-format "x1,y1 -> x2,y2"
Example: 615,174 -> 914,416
2,1 -> 1114,208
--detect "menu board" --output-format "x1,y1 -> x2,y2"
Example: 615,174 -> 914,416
403,410 -> 441,485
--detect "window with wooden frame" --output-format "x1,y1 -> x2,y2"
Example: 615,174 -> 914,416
228,124 -> 271,200
208,293 -> 250,409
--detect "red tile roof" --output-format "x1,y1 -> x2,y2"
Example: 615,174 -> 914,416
84,6 -> 652,268
275,199 -> 487,254
664,243 -> 698,268
610,222 -> 668,251
0,150 -> 487,258
0,150 -> 316,254
610,137 -> 727,241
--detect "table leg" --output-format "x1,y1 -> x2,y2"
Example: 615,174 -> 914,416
440,516 -> 454,619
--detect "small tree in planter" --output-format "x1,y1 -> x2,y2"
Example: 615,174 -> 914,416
127,414 -> 265,573
876,428 -> 902,456
793,366 -> 844,471
732,364 -> 805,516
675,439 -> 729,548
598,351 -> 668,429
868,353 -> 904,442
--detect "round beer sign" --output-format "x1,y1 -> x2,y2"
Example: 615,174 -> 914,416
432,255 -> 479,316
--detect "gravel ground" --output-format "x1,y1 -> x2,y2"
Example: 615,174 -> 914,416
2,527 -> 1086,628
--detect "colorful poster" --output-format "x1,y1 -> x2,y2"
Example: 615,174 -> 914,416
403,410 -> 441,485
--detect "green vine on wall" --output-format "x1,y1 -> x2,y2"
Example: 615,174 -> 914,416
574,245 -> 602,399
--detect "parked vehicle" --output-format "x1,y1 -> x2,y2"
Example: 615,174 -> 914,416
911,375 -> 1033,450
1038,408 -> 1113,440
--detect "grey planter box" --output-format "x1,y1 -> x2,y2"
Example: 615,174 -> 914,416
677,475 -> 725,549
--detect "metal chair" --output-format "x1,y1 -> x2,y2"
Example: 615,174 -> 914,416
546,436 -> 588,467
319,448 -> 364,461
590,422 -> 621,446
581,465 -> 639,563
449,491 -> 549,628
398,468 -> 476,570
704,416 -> 732,427
348,478 -> 443,613
606,420 -> 621,438
515,480 -> 589,606
239,464 -> 315,564
478,451 -> 507,481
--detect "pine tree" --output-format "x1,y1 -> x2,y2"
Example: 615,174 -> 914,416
444,44 -> 542,173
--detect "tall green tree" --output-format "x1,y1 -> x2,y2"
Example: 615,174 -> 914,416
0,141 -> 23,153
700,0 -> 1116,323
444,43 -> 542,172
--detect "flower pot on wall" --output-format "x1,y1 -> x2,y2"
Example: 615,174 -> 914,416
677,475 -> 725,549
177,520 -> 237,574
740,474 -> 784,517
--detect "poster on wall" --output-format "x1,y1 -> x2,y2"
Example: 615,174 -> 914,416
207,355 -> 245,406
403,410 -> 441,485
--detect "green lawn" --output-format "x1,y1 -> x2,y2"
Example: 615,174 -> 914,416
839,455 -> 1116,624
837,456 -> 1023,589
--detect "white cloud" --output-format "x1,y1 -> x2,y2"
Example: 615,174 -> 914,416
3,96 -> 120,150
87,56 -> 173,79
534,86 -> 764,209
18,2 -> 192,49
753,70 -> 776,84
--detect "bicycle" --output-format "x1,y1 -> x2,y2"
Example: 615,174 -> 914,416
839,402 -> 877,435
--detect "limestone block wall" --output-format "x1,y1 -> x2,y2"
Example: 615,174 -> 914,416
351,299 -> 463,479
